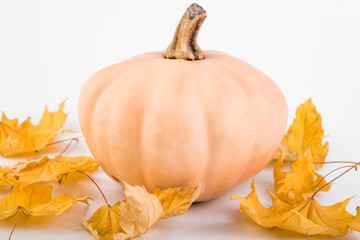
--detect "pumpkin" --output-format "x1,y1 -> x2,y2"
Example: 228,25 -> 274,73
78,3 -> 287,201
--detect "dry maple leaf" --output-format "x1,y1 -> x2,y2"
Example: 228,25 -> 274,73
83,182 -> 203,240
274,99 -> 329,166
0,101 -> 72,157
6,155 -> 98,188
231,181 -> 360,236
274,149 -> 331,205
0,183 -> 89,220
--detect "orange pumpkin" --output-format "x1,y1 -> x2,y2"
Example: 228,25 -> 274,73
78,3 -> 287,201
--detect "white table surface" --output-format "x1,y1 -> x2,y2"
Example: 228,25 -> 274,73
1,0 -> 360,239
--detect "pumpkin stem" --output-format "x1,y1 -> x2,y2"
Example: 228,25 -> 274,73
165,3 -> 206,61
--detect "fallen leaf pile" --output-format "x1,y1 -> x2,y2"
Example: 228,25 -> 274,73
2,99 -> 359,239
232,99 -> 360,236
0,101 -> 203,240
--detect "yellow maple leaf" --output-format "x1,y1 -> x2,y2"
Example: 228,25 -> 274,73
274,149 -> 331,205
6,155 -> 98,188
231,181 -> 360,236
276,99 -> 329,166
0,184 -> 89,220
83,182 -> 203,240
0,101 -> 72,157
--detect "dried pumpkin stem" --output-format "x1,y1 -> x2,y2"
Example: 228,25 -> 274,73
8,208 -> 20,240
78,171 -> 109,205
165,3 -> 206,60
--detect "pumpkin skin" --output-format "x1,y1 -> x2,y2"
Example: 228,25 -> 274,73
78,50 -> 287,201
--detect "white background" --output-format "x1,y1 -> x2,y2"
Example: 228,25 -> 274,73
1,0 -> 360,239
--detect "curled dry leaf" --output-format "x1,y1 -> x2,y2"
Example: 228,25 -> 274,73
274,149 -> 331,205
5,155 -> 98,188
274,99 -> 329,166
153,182 -> 204,219
231,181 -> 360,236
116,182 -> 163,240
0,167 -> 7,185
0,184 -> 89,220
0,101 -> 75,157
83,182 -> 203,240
0,166 -> 18,186
0,166 -> 14,186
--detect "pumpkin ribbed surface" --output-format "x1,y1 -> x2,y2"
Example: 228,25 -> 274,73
78,51 -> 287,201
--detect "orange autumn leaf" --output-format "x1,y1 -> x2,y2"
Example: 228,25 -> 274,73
274,99 -> 329,166
231,181 -> 360,236
83,182 -> 203,240
0,101 -> 73,157
274,149 -> 331,205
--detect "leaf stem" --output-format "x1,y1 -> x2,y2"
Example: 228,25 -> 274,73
58,138 -> 79,157
307,199 -> 313,218
78,171 -> 108,205
47,136 -> 83,146
9,208 -> 20,240
311,162 -> 360,199
297,198 -> 311,213
312,165 -> 354,189
313,161 -> 358,165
